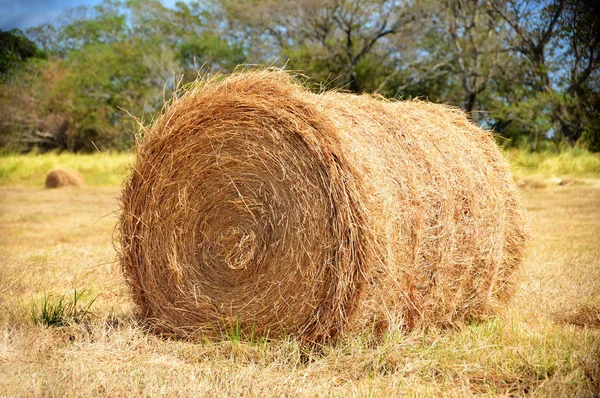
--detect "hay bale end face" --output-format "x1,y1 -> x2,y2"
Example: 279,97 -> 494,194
120,71 -> 527,342
45,169 -> 85,188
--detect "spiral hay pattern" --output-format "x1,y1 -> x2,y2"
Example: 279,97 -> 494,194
120,71 -> 527,342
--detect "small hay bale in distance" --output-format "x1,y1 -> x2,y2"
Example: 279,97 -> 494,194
120,70 -> 527,343
45,168 -> 85,188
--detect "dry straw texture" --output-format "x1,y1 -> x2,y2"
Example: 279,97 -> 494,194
120,70 -> 527,343
45,168 -> 85,188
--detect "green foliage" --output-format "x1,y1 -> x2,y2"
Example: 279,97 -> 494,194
1,0 -> 599,152
54,40 -> 158,151
578,82 -> 600,152
0,0 -> 246,153
0,28 -> 46,76
61,10 -> 127,49
30,289 -> 98,327
491,93 -> 554,150
581,115 -> 600,153
282,43 -> 345,88
178,33 -> 246,76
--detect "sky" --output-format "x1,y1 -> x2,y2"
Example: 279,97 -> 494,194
0,0 -> 181,31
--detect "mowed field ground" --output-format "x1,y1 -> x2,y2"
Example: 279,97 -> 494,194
0,152 -> 599,396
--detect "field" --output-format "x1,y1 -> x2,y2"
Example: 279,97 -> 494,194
1,151 -> 599,396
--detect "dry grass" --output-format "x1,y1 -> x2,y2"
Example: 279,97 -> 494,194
120,71 -> 526,343
0,181 -> 598,395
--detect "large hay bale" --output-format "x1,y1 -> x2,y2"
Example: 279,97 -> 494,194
120,71 -> 527,342
45,168 -> 84,188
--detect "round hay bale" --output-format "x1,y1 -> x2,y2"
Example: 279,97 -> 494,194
120,70 -> 527,342
45,168 -> 85,188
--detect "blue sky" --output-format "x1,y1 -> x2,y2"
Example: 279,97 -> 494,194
0,0 -> 182,31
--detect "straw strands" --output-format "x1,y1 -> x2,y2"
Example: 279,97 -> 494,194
119,70 -> 527,343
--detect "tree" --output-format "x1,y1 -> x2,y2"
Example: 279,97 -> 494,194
2,0 -> 598,152
492,0 -> 600,144
1,0 -> 248,152
435,0 -> 513,121
0,28 -> 46,76
221,0 -> 414,92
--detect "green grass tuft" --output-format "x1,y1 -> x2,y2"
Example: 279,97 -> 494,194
30,289 -> 99,327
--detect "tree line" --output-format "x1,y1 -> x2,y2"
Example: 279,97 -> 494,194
1,0 -> 599,152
